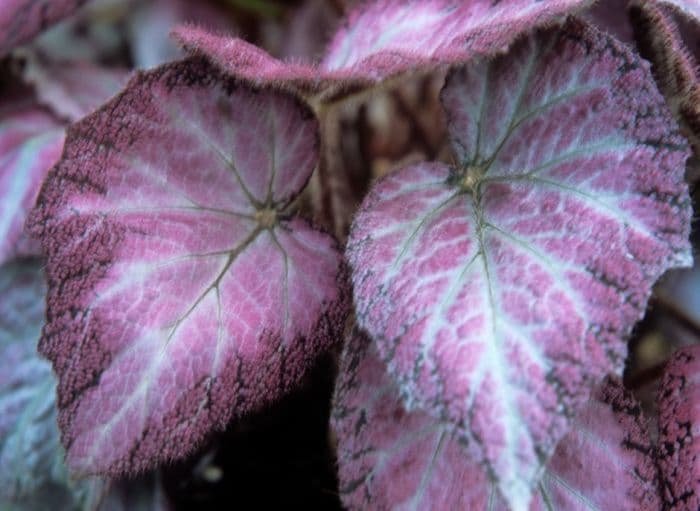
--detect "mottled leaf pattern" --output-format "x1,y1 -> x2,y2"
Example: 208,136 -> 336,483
0,0 -> 89,55
28,57 -> 349,476
347,20 -> 691,508
173,0 -> 593,99
332,330 -> 661,510
657,345 -> 700,511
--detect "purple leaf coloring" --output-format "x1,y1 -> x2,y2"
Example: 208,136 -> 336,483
630,1 -> 700,155
657,345 -> 700,511
21,57 -> 128,122
28,57 -> 349,476
174,0 -> 593,99
0,84 -> 64,266
0,0 -> 89,56
0,62 -> 126,268
346,19 -> 691,507
332,330 -> 661,510
661,0 -> 700,20
321,0 -> 592,77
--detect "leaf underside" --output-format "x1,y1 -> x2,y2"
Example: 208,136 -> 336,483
28,56 -> 349,476
347,19 -> 691,508
332,330 -> 661,511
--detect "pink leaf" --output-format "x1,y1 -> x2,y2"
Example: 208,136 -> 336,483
332,330 -> 661,510
173,0 -> 594,99
0,82 -> 64,266
127,0 -> 235,69
657,345 -> 700,510
630,1 -> 700,155
0,60 -> 126,267
661,0 -> 700,21
21,56 -> 129,122
27,57 -> 349,476
346,19 -> 691,507
172,28 -> 322,93
0,0 -> 89,56
321,0 -> 592,76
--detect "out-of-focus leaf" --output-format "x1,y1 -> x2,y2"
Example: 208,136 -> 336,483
0,80 -> 64,266
0,58 -> 127,267
127,0 -> 234,69
20,54 -> 128,121
0,262 -> 105,510
0,0 -> 90,56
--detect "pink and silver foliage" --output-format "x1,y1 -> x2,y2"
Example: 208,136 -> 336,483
173,0 -> 594,99
0,261 -> 100,509
346,19 -> 692,508
332,330 -> 662,510
0,61 -> 127,268
0,81 -> 65,266
0,0 -> 89,56
20,56 -> 129,122
657,345 -> 700,510
28,57 -> 349,476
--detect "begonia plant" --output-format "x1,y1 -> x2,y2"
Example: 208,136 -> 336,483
1,0 -> 699,509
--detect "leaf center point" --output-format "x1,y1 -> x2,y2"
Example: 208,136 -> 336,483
458,165 -> 485,193
255,208 -> 277,229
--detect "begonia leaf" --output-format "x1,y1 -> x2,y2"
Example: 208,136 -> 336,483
657,344 -> 700,510
346,19 -> 692,507
661,0 -> 700,20
0,82 -> 65,266
173,0 -> 593,100
0,60 -> 126,268
320,0 -> 591,76
584,0 -> 635,44
0,261 -> 105,510
20,55 -> 128,122
27,57 -> 349,476
332,330 -> 661,511
0,0 -> 89,56
630,1 -> 700,155
127,0 -> 234,69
